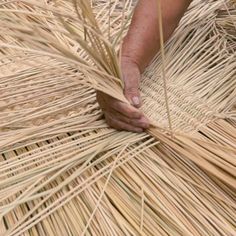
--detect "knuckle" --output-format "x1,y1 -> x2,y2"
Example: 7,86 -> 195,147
114,102 -> 127,114
105,116 -> 111,125
105,113 -> 112,123
124,117 -> 131,124
128,110 -> 141,119
106,115 -> 120,130
125,87 -> 139,95
129,119 -> 138,126
130,110 -> 138,117
122,105 -> 132,114
113,102 -> 121,111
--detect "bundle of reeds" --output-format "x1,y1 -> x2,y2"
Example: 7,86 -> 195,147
0,0 -> 235,235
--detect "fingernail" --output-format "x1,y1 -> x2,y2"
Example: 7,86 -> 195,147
132,96 -> 140,106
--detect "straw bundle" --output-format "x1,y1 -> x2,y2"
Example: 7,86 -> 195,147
0,0 -> 235,235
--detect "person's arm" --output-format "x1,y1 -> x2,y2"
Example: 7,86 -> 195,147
97,0 -> 191,132
122,0 -> 191,74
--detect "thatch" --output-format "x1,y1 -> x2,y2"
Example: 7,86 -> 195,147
0,0 -> 235,235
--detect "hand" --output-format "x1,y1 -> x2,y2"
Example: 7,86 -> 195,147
97,57 -> 149,132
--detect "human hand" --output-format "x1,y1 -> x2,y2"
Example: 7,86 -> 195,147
97,57 -> 149,132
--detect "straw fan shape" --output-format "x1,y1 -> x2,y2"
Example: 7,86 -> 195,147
0,0 -> 235,235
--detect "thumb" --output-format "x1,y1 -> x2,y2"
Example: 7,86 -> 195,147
122,63 -> 142,108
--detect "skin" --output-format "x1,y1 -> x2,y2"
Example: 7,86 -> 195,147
97,0 -> 192,132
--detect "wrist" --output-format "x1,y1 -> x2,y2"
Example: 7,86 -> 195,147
121,37 -> 150,73
120,55 -> 142,74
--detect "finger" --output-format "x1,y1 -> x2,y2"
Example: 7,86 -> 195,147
105,114 -> 144,133
108,110 -> 149,129
112,99 -> 143,119
97,91 -> 145,122
122,65 -> 142,108
97,91 -> 133,116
